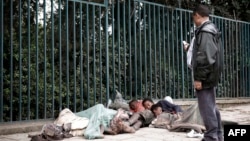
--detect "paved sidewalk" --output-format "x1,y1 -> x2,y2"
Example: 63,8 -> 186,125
0,103 -> 249,141
0,128 -> 202,141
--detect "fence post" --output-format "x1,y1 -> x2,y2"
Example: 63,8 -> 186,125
105,0 -> 110,104
0,0 -> 4,122
235,20 -> 239,97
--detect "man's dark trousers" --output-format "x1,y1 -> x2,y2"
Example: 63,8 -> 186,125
196,87 -> 223,141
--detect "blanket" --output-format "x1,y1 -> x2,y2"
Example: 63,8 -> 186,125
150,103 -> 206,133
75,104 -> 117,139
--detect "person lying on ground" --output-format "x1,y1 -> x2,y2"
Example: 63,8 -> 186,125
123,97 -> 181,132
129,99 -> 145,113
120,98 -> 156,133
149,102 -> 206,134
109,96 -> 181,134
53,103 -> 132,139
142,98 -> 183,114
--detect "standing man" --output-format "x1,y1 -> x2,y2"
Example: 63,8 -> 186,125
192,4 -> 223,141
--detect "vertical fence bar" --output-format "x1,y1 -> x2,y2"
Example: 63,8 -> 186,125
149,5 -> 152,98
112,1 -> 115,99
27,0 -> 31,120
187,13 -> 190,98
235,21 -> 239,97
18,0 -> 23,121
228,19 -> 231,97
219,18 -> 224,97
163,7 -> 166,97
157,6 -> 161,98
80,3 -> 84,109
230,20 -> 233,97
175,10 -> 180,99
239,22 -> 242,97
10,0 -> 13,121
73,1 -> 76,111
244,24 -> 248,97
153,5 -> 157,98
98,6 -> 102,104
139,2 -> 142,98
66,0 -> 69,107
59,0 -> 62,111
246,23 -> 248,96
222,19 -> 226,97
189,12 -> 193,98
35,0 -> 39,119
43,0 -> 47,118
241,23 -> 244,97
167,8 -> 170,96
180,10 -> 184,98
171,10 -> 175,98
51,0 -> 55,117
133,1 -> 137,98
248,24 -> 250,96
224,20 -> 228,97
228,20 -> 232,97
93,5 -> 96,104
223,19 -> 226,97
117,1 -> 121,93
242,22 -> 245,97
123,2 -> 126,98
232,20 -> 236,97
0,0 -> 3,122
143,3 -> 147,97
186,12 -> 190,98
105,0 -> 110,103
231,20 -> 235,97
86,4 -> 90,107
229,21 -> 237,98
217,18 -> 221,96
243,23 -> 246,97
128,0 -> 132,98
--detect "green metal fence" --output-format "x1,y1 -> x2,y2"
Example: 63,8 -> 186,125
0,0 -> 249,122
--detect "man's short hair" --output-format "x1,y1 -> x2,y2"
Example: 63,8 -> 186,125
193,4 -> 211,17
128,99 -> 137,107
142,98 -> 154,106
151,104 -> 161,111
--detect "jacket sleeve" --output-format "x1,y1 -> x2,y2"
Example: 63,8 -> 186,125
194,32 -> 217,81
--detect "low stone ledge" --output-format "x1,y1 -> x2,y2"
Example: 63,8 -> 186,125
0,120 -> 53,135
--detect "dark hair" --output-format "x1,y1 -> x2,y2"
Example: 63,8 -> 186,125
151,104 -> 161,112
128,99 -> 137,107
142,98 -> 154,106
193,4 -> 210,17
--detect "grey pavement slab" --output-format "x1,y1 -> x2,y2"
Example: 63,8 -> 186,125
0,128 -> 202,141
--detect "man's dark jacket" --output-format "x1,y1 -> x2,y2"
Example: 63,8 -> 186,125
192,21 -> 222,89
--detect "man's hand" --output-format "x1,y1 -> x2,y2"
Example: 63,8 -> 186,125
194,80 -> 202,90
182,41 -> 189,51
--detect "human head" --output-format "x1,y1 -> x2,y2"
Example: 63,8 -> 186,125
142,98 -> 154,110
192,4 -> 210,26
128,99 -> 137,111
151,104 -> 162,117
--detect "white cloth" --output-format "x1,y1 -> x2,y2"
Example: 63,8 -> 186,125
54,108 -> 89,130
187,37 -> 195,69
164,96 -> 173,104
187,129 -> 204,138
